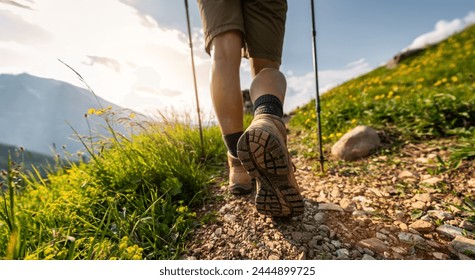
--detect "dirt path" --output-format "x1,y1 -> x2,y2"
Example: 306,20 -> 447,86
184,135 -> 475,260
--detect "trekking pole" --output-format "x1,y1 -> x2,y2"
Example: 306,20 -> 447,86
310,0 -> 325,172
184,0 -> 204,157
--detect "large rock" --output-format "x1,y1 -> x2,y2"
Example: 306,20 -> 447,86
318,203 -> 344,212
331,126 -> 381,161
398,232 -> 426,245
358,238 -> 388,254
450,236 -> 475,257
436,225 -> 464,239
409,220 -> 435,233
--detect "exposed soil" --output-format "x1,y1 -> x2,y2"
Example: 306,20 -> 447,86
184,130 -> 475,260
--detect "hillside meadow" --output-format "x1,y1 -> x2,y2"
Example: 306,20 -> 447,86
1,25 -> 474,260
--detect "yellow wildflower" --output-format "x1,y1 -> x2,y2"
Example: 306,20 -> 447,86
450,76 -> 458,83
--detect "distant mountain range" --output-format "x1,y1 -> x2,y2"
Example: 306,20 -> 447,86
0,73 -> 132,169
0,142 -> 56,175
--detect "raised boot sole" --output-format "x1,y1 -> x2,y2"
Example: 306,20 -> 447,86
237,127 -> 304,217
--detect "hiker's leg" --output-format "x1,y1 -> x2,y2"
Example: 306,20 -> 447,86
210,31 -> 253,194
210,30 -> 244,136
250,58 -> 285,100
243,0 -> 286,105
237,61 -> 303,216
197,0 -> 253,194
249,58 -> 286,118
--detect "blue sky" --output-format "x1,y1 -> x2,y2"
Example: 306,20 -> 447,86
1,0 -> 474,117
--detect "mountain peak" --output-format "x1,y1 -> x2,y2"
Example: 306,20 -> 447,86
0,73 -> 130,156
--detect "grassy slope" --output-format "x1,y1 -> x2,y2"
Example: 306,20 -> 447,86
290,24 -> 475,152
0,112 -> 226,260
1,25 -> 474,260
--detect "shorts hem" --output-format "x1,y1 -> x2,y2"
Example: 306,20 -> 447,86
248,52 -> 282,65
205,24 -> 244,55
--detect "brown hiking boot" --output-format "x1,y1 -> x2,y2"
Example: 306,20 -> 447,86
237,114 -> 304,217
227,152 -> 254,195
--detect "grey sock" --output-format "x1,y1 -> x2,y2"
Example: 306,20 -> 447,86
253,94 -> 283,118
223,131 -> 243,157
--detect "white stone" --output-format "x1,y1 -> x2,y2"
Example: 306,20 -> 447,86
358,238 -> 388,254
411,201 -> 427,210
376,232 -> 388,240
314,212 -> 326,223
336,249 -> 350,259
331,125 -> 381,161
427,210 -> 454,221
433,252 -> 449,260
409,220 -> 434,233
421,177 -> 442,186
450,235 -> 475,256
459,220 -> 475,231
398,232 -> 426,245
415,157 -> 429,164
331,240 -> 342,248
223,214 -> 236,223
398,170 -> 417,179
413,193 -> 432,203
436,225 -> 464,239
331,187 -> 341,198
339,198 -> 355,212
318,203 -> 344,212
219,204 -> 232,214
362,254 -> 376,260
391,247 -> 407,255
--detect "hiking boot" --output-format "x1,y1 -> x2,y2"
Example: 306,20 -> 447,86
237,114 -> 304,217
227,152 -> 254,195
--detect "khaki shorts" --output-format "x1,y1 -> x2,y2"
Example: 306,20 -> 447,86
197,0 -> 287,64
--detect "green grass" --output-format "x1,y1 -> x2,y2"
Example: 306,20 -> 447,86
291,24 -> 475,150
0,110 -> 226,259
1,25 -> 475,260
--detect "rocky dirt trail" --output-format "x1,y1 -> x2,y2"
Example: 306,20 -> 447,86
183,134 -> 475,260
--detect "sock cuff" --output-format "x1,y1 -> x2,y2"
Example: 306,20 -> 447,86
253,94 -> 282,110
223,131 -> 243,157
253,94 -> 283,118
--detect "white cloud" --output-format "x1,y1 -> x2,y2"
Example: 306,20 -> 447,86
0,0 -> 213,119
466,10 -> 475,24
285,59 -> 372,113
406,11 -> 475,51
